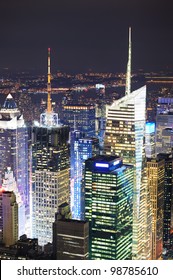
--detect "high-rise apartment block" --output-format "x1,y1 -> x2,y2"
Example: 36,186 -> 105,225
84,155 -> 134,260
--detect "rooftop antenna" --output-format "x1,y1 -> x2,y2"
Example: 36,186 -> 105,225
47,47 -> 52,113
125,27 -> 131,95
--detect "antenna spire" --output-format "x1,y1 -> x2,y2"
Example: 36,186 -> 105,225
125,27 -> 131,95
47,47 -> 52,113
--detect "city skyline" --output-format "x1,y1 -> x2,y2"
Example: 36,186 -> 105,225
0,1 -> 173,73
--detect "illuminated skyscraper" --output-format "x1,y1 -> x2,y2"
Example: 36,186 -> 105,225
145,122 -> 156,158
156,108 -> 173,154
0,94 -> 29,237
84,155 -> 134,260
70,130 -> 99,220
0,189 -> 18,247
147,157 -> 164,259
31,49 -> 70,246
62,104 -> 96,137
104,28 -> 151,259
157,153 -> 173,250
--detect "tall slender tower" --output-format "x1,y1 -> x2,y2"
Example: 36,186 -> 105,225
104,28 -> 151,259
31,49 -> 70,246
125,27 -> 131,96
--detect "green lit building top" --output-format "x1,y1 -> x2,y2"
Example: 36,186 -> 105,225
84,155 -> 134,260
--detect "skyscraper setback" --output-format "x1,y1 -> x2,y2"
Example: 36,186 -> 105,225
31,49 -> 70,246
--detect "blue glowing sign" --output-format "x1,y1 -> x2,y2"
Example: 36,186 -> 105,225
113,159 -> 121,166
95,163 -> 109,168
146,122 -> 155,134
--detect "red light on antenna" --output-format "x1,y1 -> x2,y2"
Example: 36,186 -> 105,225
48,47 -> 51,52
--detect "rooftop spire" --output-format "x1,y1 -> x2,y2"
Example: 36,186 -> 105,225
47,47 -> 52,113
125,27 -> 131,95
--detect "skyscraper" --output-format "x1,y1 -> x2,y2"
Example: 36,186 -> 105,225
70,129 -> 99,220
84,155 -> 134,260
0,189 -> 18,247
157,153 -> 173,250
104,28 -> 151,259
147,157 -> 164,259
53,203 -> 89,260
31,49 -> 70,246
0,94 -> 29,237
145,122 -> 156,158
62,104 -> 96,137
156,108 -> 173,154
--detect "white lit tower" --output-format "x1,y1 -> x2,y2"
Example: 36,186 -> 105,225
31,48 -> 70,246
104,28 -> 152,260
0,95 -> 29,237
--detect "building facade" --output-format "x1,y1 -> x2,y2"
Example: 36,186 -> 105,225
62,104 -> 96,137
104,86 -> 152,259
0,190 -> 18,247
84,155 -> 134,260
70,130 -> 99,220
0,94 -> 29,237
53,203 -> 89,260
147,157 -> 164,259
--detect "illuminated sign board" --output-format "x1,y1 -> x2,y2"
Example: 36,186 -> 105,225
146,122 -> 155,134
95,163 -> 109,168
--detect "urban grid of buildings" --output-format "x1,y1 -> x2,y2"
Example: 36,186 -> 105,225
0,28 -> 173,260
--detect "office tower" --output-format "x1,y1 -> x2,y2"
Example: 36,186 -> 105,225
70,129 -> 99,220
84,155 -> 134,260
104,28 -> 151,260
0,189 -> 18,247
95,84 -> 106,149
145,122 -> 156,158
157,97 -> 173,115
157,153 -> 173,250
62,104 -> 96,137
31,49 -> 70,246
147,157 -> 164,259
53,203 -> 89,260
156,107 -> 173,154
0,94 -> 29,237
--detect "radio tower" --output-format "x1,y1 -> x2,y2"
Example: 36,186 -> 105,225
40,48 -> 59,127
47,47 -> 52,113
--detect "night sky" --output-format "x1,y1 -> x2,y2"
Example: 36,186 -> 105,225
0,0 -> 173,73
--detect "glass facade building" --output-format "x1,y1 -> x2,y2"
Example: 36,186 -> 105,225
70,130 -> 99,220
84,155 -> 134,260
0,94 -> 29,237
62,104 -> 96,137
145,122 -> 156,158
104,86 -> 152,260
